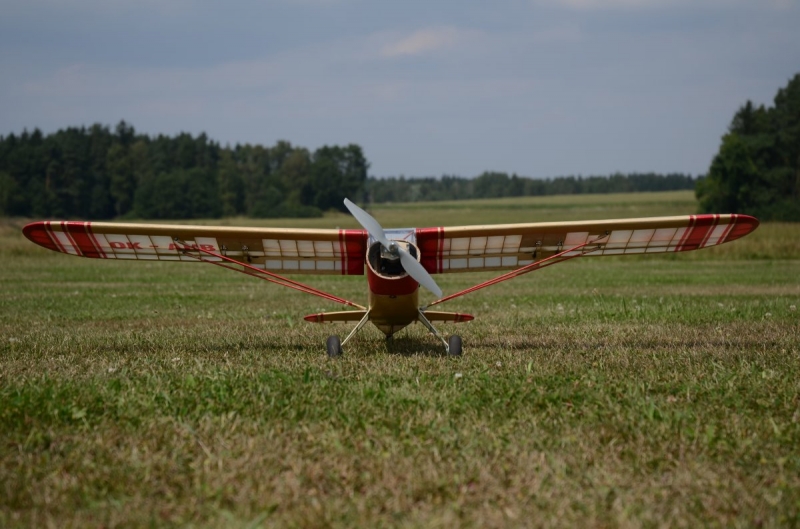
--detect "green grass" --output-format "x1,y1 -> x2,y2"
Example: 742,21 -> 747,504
1,191 -> 799,527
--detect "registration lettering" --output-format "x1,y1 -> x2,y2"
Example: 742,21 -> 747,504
167,243 -> 216,252
109,241 -> 143,250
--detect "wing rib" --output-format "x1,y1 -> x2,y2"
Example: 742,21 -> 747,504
173,238 -> 365,309
425,234 -> 607,308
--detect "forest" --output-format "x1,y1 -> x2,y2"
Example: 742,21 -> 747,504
0,124 -> 695,220
368,172 -> 696,203
697,73 -> 800,221
0,123 -> 368,220
1,73 -> 796,221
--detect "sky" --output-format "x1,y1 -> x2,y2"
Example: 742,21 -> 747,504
1,0 -> 798,179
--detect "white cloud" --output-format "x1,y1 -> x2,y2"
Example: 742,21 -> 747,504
380,27 -> 473,58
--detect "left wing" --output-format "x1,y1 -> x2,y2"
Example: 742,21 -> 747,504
23,221 -> 368,275
415,214 -> 759,274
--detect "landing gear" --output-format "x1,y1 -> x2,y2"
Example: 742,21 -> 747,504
324,311 -> 463,357
418,309 -> 463,356
325,311 -> 371,358
417,308 -> 445,349
447,335 -> 462,357
326,335 -> 342,357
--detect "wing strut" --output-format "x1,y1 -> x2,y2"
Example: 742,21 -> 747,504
172,238 -> 366,310
424,233 -> 608,309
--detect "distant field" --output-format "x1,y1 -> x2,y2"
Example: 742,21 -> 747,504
1,191 -> 799,527
203,190 -> 704,228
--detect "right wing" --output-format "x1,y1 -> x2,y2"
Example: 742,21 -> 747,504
416,214 -> 759,274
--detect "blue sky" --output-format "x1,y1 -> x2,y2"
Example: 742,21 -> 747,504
1,0 -> 798,178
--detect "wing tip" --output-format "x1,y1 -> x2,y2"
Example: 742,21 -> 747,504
22,221 -> 60,252
724,214 -> 760,243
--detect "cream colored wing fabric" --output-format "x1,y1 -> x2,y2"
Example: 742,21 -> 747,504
23,221 -> 368,275
415,214 -> 758,274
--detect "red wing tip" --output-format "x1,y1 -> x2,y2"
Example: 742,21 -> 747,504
737,214 -> 759,227
22,221 -> 46,239
724,214 -> 760,243
22,221 -> 59,251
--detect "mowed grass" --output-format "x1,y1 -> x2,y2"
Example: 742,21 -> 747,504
1,191 -> 799,527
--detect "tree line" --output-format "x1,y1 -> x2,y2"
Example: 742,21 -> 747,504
366,172 -> 696,204
697,73 -> 800,221
0,122 -> 701,220
0,122 -> 368,219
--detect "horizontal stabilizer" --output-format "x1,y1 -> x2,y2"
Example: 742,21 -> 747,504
304,310 -> 369,323
420,311 -> 474,323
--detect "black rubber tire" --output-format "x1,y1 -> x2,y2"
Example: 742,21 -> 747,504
326,335 -> 342,358
447,335 -> 462,356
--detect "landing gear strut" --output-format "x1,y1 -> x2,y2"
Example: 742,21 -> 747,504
418,309 -> 462,356
325,310 -> 462,357
326,311 -> 371,358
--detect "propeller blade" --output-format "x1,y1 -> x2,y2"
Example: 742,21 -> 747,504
397,246 -> 443,298
343,198 -> 391,249
344,198 -> 443,298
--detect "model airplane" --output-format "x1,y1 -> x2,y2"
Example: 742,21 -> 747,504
23,199 -> 759,356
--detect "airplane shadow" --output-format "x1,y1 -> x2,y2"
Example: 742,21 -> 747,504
382,336 -> 451,358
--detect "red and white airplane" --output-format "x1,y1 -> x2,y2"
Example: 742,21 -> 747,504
23,199 -> 759,356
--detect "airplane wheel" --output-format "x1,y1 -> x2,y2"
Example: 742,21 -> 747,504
326,335 -> 342,358
448,335 -> 462,357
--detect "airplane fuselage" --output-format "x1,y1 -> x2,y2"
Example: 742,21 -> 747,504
366,240 -> 420,335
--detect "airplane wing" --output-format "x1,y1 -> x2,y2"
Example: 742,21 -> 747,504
23,213 -> 759,310
415,214 -> 759,274
23,221 -> 368,275
24,214 -> 759,277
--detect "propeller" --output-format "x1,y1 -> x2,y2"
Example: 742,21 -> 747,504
344,198 -> 443,298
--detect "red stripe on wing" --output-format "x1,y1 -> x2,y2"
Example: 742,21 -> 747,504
59,221 -> 83,256
722,214 -> 760,243
698,214 -> 720,248
338,229 -> 346,274
45,221 -> 69,253
416,227 -> 444,273
85,222 -> 107,258
676,214 -> 718,252
673,215 -> 695,252
338,229 -> 366,275
63,221 -> 110,258
716,215 -> 736,245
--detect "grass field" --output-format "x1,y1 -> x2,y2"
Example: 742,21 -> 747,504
1,191 -> 799,527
